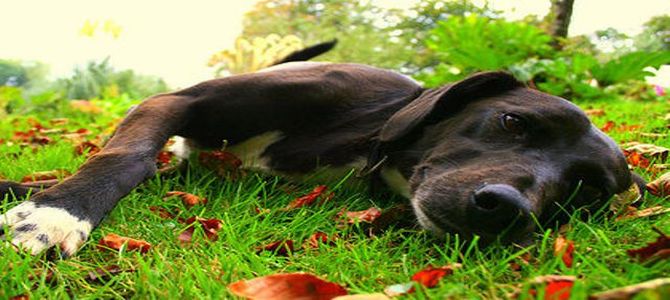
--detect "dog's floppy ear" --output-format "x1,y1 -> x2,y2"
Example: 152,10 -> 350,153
379,71 -> 524,143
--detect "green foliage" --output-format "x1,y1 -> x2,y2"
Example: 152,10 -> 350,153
635,15 -> 670,51
592,51 -> 670,86
418,15 -> 554,86
427,15 -> 554,71
0,60 -> 27,86
58,58 -> 168,100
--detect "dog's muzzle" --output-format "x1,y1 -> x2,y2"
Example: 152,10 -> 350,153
466,184 -> 533,238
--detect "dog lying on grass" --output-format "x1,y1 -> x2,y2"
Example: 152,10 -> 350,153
0,41 -> 642,257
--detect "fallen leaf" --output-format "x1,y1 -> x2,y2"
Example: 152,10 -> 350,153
74,141 -> 101,156
647,172 -> 670,197
368,204 -> 416,234
623,150 -> 651,169
98,233 -> 151,254
585,108 -> 605,117
333,293 -> 390,300
199,150 -> 243,176
510,252 -> 532,272
553,236 -> 575,268
411,264 -> 461,289
588,277 -> 670,300
287,185 -> 329,209
626,228 -> 670,264
528,275 -> 576,300
178,217 -> 223,243
340,207 -> 382,224
601,121 -> 615,133
622,142 -> 669,161
228,272 -> 348,300
610,183 -> 642,214
257,240 -> 295,256
86,265 -> 134,282
616,206 -> 670,221
149,206 -> 176,219
165,191 -> 207,208
21,170 -> 71,183
49,118 -> 69,126
305,232 -> 336,249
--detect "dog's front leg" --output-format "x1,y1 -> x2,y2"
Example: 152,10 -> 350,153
1,94 -> 193,257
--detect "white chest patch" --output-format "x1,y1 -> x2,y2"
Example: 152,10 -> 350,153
226,131 -> 284,171
380,167 -> 411,198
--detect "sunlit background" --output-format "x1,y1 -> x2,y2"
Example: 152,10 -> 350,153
1,0 -> 668,88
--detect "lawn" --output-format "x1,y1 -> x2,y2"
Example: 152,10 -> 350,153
1,97 -> 669,299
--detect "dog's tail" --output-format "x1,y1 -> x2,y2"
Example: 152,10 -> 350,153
272,39 -> 337,65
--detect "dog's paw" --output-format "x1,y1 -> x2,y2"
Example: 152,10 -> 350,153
0,201 -> 92,257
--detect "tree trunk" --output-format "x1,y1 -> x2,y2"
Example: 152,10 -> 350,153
547,0 -> 575,48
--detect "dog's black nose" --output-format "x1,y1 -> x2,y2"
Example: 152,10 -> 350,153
468,184 -> 532,236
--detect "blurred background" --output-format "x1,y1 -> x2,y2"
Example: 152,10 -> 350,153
1,0 -> 669,114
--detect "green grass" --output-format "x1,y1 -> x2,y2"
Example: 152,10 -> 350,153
1,98 -> 669,299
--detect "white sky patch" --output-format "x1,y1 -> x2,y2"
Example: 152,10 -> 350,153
0,0 -> 669,88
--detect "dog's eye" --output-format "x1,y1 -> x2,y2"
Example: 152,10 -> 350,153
501,113 -> 526,135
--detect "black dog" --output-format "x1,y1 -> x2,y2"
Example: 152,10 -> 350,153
0,42 -> 638,256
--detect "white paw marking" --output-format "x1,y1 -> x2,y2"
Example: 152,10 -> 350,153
1,201 -> 92,256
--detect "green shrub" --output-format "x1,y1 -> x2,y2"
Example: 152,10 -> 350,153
591,51 -> 670,86
422,14 -> 553,83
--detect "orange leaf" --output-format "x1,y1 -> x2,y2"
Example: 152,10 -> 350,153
287,185 -> 329,209
411,264 -> 461,288
601,121 -> 615,132
228,273 -> 348,300
305,231 -> 335,249
74,141 -> 101,156
528,275 -> 576,300
340,207 -> 382,224
98,233 -> 151,254
553,236 -> 575,268
178,216 -> 223,243
165,191 -> 207,208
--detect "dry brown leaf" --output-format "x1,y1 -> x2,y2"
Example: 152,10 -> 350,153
616,206 -> 670,221
626,228 -> 670,264
585,108 -> 605,117
622,142 -> 669,161
98,233 -> 151,254
164,191 -> 207,208
610,183 -> 642,213
588,278 -> 670,300
647,171 -> 670,197
256,240 -> 295,256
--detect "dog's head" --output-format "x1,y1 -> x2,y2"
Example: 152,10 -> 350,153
380,72 -> 638,245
